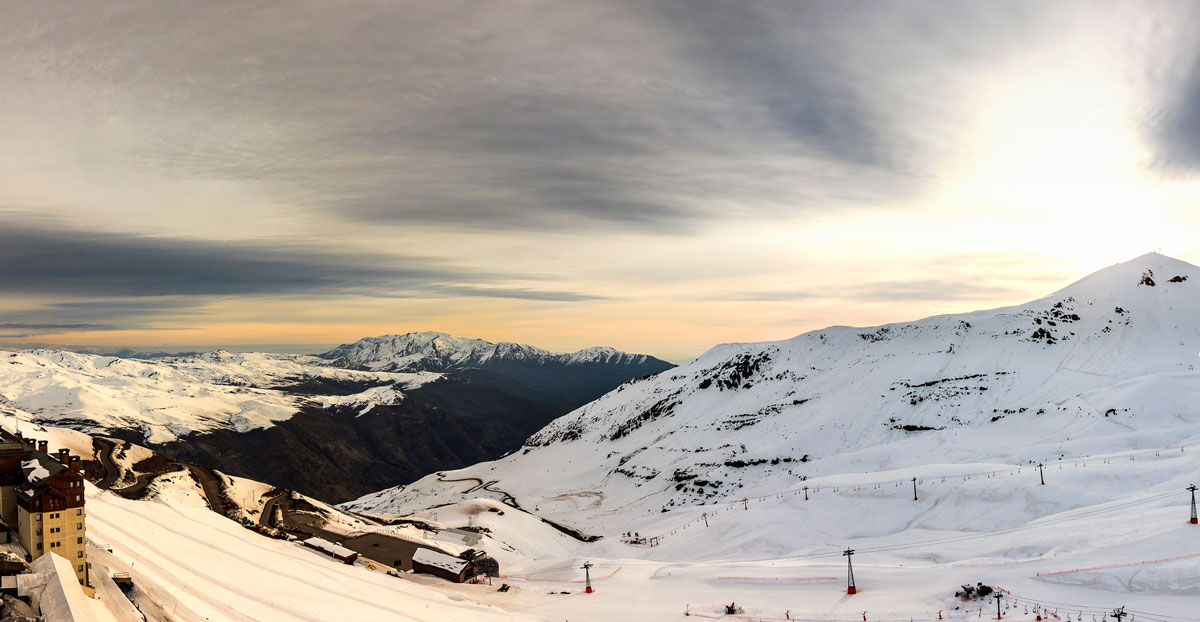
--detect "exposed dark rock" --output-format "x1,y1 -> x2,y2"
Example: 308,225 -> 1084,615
135,376 -> 566,503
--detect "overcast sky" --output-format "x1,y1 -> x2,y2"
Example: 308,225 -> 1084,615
3,1 -> 1200,362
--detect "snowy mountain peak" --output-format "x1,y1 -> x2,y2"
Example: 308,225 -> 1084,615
318,332 -> 665,372
1052,252 -> 1195,299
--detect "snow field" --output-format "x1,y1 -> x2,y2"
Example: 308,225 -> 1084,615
0,349 -> 433,442
83,482 -> 540,622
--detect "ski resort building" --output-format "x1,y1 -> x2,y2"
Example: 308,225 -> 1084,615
411,547 -> 470,583
301,537 -> 358,564
0,431 -> 87,586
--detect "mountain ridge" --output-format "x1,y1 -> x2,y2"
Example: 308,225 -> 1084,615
319,331 -> 670,370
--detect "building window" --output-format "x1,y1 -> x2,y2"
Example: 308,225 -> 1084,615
76,551 -> 82,558
76,523 -> 82,530
77,537 -> 83,544
37,543 -> 42,550
76,509 -> 82,516
35,515 -> 41,522
74,495 -> 80,502
36,528 -> 42,536
77,565 -> 83,573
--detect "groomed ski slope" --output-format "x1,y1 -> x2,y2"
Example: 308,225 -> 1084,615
74,436 -> 1200,622
376,443 -> 1200,621
83,482 -> 540,622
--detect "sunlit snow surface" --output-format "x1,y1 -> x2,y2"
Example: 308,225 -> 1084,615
0,350 -> 435,442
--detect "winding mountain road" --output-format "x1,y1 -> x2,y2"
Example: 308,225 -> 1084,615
91,436 -> 226,511
435,473 -> 522,509
434,472 -> 601,542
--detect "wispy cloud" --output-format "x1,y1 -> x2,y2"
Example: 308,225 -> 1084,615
0,323 -> 117,339
839,279 -> 1019,303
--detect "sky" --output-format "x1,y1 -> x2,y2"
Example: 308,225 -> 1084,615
2,0 -> 1200,363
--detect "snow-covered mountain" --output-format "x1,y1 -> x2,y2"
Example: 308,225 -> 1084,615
320,332 -> 666,371
0,335 -> 671,501
320,332 -> 674,407
346,253 -> 1200,525
0,349 -> 434,443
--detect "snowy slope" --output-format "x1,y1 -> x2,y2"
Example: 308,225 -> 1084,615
332,254 -> 1200,621
84,481 -> 543,622
319,331 -> 667,371
347,254 -> 1200,525
0,349 -> 435,443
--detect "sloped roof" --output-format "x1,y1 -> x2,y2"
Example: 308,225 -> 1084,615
301,537 -> 355,559
21,451 -> 67,485
412,547 -> 467,573
30,552 -> 92,620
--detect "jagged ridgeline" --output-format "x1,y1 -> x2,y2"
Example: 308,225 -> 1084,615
346,254 -> 1200,523
0,334 -> 673,502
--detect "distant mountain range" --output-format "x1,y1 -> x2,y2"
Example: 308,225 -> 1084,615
0,333 -> 673,501
320,332 -> 674,407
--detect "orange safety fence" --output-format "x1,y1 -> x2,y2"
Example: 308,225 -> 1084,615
498,567 -> 622,583
1036,551 -> 1200,576
717,576 -> 838,583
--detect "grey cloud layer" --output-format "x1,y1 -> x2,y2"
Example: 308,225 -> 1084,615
5,1 -> 1198,233
1,0 -> 1047,232
0,221 -> 596,301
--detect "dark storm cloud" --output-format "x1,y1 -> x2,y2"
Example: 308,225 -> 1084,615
0,222 -> 598,302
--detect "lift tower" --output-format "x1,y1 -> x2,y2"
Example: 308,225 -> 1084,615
843,548 -> 857,595
582,561 -> 594,594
